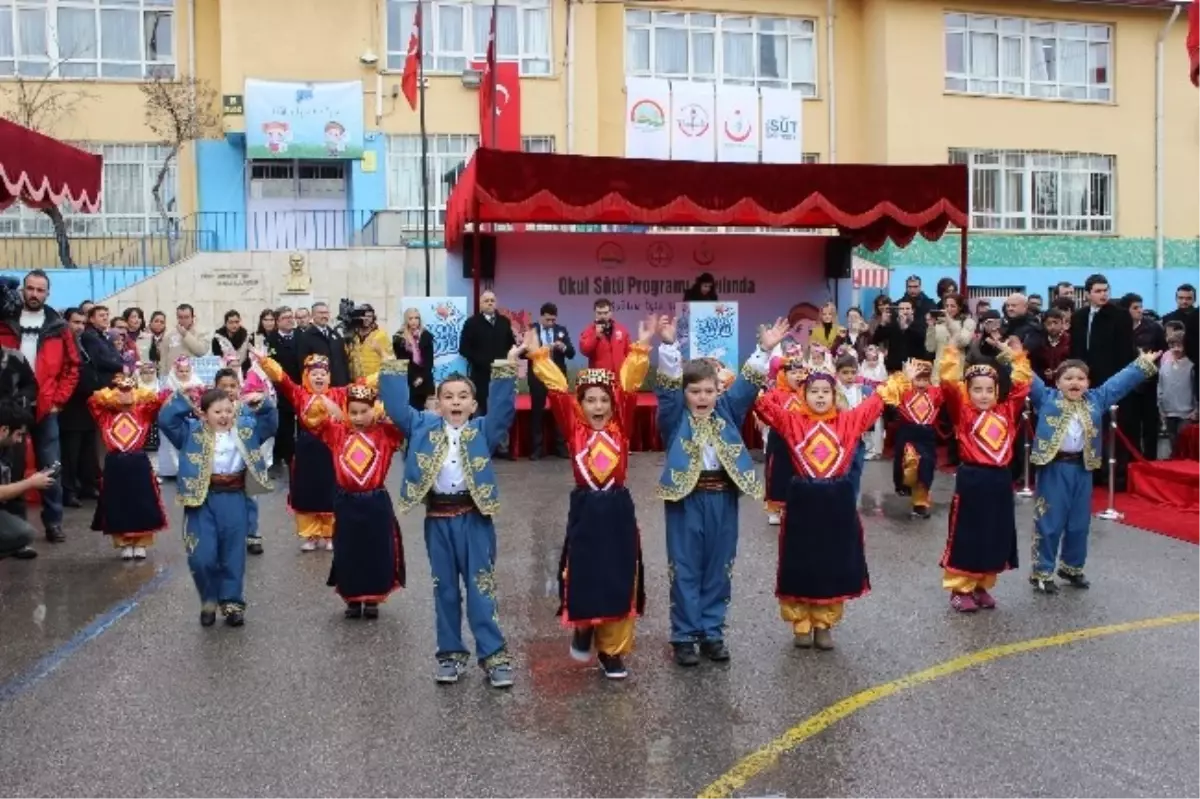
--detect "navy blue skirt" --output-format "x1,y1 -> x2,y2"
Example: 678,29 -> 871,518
557,486 -> 645,624
893,422 -> 937,488
289,428 -> 335,514
942,463 -> 1018,576
91,451 -> 167,536
765,430 -> 795,505
327,488 -> 405,602
778,475 -> 869,603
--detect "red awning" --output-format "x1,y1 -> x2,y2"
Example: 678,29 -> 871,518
0,118 -> 102,213
444,148 -> 968,252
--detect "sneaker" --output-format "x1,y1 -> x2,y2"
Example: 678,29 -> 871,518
323,539 -> 334,552
132,546 -> 147,560
1029,575 -> 1059,594
950,592 -> 979,613
487,663 -> 515,689
793,631 -> 814,648
910,506 -> 931,520
121,546 -> 134,561
813,628 -> 835,650
699,639 -> 731,662
597,653 -> 628,680
973,588 -> 997,609
569,628 -> 594,662
672,642 -> 700,667
767,512 -> 781,526
435,659 -> 465,684
363,603 -> 379,620
344,602 -> 363,619
247,538 -> 264,556
224,610 -> 245,627
199,608 -> 217,627
11,546 -> 37,560
300,540 -> 317,552
1056,569 -> 1090,589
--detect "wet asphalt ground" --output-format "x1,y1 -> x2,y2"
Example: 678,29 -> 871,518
0,455 -> 1196,797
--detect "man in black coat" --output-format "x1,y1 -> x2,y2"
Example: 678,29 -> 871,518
525,302 -> 575,459
1070,274 -> 1136,487
296,302 -> 351,387
459,291 -> 515,454
1161,283 -> 1198,390
265,305 -> 303,476
872,297 -> 930,372
1119,293 -> 1167,460
79,306 -> 125,391
58,308 -> 98,506
1002,293 -> 1045,352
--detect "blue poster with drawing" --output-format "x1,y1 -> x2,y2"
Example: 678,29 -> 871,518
683,302 -> 738,372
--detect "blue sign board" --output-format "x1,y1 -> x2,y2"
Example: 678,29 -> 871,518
244,79 -> 365,160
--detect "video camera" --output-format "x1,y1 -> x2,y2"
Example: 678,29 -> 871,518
335,298 -> 375,335
0,276 -> 22,320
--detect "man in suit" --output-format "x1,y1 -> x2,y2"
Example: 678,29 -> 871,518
459,290 -> 515,456
265,305 -> 303,476
296,302 -> 351,387
1070,273 -> 1136,487
526,302 -> 575,459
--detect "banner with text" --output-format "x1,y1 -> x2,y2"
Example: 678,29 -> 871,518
716,86 -> 759,163
670,81 -> 716,162
760,87 -> 804,164
625,78 -> 671,160
446,233 -> 831,365
684,302 -> 739,372
245,79 -> 365,160
401,297 -> 468,383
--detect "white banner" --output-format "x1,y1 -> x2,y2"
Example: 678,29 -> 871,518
716,85 -> 760,163
625,78 -> 671,160
670,81 -> 716,162
760,87 -> 804,164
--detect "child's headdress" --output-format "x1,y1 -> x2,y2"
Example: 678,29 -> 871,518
304,354 -> 330,372
347,380 -> 378,404
964,363 -> 998,383
803,365 -> 839,389
911,360 -> 934,378
575,368 -> 616,399
112,374 -> 136,391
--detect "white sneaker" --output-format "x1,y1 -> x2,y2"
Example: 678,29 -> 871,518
323,539 -> 334,552
767,512 -> 781,526
133,546 -> 147,560
300,540 -> 317,552
121,546 -> 134,560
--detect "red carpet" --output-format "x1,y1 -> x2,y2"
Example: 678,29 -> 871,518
1091,484 -> 1199,545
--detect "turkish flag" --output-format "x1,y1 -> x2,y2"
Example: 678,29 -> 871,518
473,54 -> 520,150
400,3 -> 421,111
1188,0 -> 1198,87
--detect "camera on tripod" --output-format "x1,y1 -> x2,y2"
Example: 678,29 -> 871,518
336,299 -> 375,335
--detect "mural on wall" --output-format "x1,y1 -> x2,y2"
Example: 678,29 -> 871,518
446,232 -> 831,366
245,79 -> 365,160
401,296 -> 468,383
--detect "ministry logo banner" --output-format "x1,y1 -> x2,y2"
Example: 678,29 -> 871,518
669,81 -> 716,163
625,78 -> 671,160
716,86 -> 760,163
760,87 -> 804,165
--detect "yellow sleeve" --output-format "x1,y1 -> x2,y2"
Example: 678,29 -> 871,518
89,387 -> 122,411
939,346 -> 964,387
872,371 -> 909,406
373,329 -> 394,360
619,342 -> 651,393
528,346 -> 568,393
365,372 -> 380,391
298,395 -> 329,431
1005,351 -> 1033,386
259,356 -> 283,383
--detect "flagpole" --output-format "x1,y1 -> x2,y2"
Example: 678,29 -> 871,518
490,0 -> 499,147
418,2 -> 432,296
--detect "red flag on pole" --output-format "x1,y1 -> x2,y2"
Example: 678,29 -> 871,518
475,7 -> 520,150
479,8 -> 497,135
400,3 -> 422,111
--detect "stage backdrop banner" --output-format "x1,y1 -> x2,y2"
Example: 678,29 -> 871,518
684,302 -> 739,372
402,297 -> 468,383
447,232 -> 829,366
760,87 -> 803,164
245,79 -> 365,160
670,81 -> 715,162
626,78 -> 671,160
716,86 -> 759,163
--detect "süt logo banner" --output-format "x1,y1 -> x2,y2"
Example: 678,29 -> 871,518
765,117 -> 798,141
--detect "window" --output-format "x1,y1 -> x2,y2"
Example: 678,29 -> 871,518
625,9 -> 817,96
385,0 -> 550,77
0,0 -> 175,79
944,12 -> 1111,102
386,133 -> 478,229
949,148 -> 1115,233
0,142 -> 178,236
520,135 -> 554,153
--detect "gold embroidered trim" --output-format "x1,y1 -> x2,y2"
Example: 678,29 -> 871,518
657,415 -> 763,501
741,360 -> 767,390
380,358 -> 408,376
490,360 -> 518,380
1031,399 -> 1099,470
656,371 -> 682,391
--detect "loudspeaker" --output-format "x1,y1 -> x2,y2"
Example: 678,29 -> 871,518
823,237 -> 853,280
460,233 -> 497,280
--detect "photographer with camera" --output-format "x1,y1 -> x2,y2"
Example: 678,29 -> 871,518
871,296 -> 930,373
344,303 -> 393,382
579,297 -> 631,373
297,302 -> 351,387
0,344 -> 47,559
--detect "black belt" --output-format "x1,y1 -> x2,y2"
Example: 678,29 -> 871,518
1053,452 -> 1083,463
426,492 -> 476,517
696,470 -> 735,492
209,472 -> 246,492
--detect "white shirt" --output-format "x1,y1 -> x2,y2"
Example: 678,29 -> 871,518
212,430 -> 246,475
700,443 -> 720,470
18,309 -> 44,366
1060,413 -> 1086,453
434,423 -> 468,494
840,382 -> 865,409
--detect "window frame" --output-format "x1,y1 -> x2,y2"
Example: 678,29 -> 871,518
943,11 -> 1112,103
949,148 -> 1116,235
0,0 -> 176,80
385,132 -> 480,230
624,8 -> 818,97
383,0 -> 552,78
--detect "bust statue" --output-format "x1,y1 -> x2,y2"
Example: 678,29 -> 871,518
285,252 -> 311,293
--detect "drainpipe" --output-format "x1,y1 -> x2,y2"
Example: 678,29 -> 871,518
826,0 -> 837,165
565,0 -> 575,154
1155,3 -> 1182,306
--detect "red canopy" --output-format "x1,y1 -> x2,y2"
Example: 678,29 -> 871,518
445,148 -> 968,253
0,118 -> 102,213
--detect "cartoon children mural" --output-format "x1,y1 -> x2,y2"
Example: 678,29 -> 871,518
262,121 -> 291,154
324,121 -> 347,155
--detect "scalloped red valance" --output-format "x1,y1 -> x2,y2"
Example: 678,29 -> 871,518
0,118 -> 103,214
445,148 -> 968,253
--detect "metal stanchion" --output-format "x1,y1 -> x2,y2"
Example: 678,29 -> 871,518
1016,396 -> 1034,498
1095,403 -> 1123,521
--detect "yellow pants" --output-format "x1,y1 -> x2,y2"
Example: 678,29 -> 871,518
941,570 -> 997,594
112,533 -> 154,548
780,601 -> 844,634
296,512 -> 334,539
903,445 -> 931,508
576,616 -> 636,657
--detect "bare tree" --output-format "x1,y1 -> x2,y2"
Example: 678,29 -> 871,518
0,67 -> 98,269
139,74 -> 219,234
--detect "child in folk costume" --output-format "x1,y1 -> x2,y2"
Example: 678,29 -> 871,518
762,355 -> 808,527
214,366 -> 268,556
933,344 -> 1031,612
655,316 -> 784,667
159,386 -> 277,627
378,343 -> 523,689
858,345 -> 888,459
524,320 -> 653,680
88,373 -> 170,561
892,359 -> 943,518
1026,348 -> 1160,594
157,356 -> 204,478
834,353 -> 869,501
304,379 -> 406,620
752,359 -> 906,650
135,361 -> 162,479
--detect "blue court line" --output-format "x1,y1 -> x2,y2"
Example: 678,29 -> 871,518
0,566 -> 173,703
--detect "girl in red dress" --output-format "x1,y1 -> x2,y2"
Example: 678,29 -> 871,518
523,319 -> 653,680
88,374 -> 169,561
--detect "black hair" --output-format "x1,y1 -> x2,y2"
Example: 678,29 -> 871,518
176,303 -> 195,315
224,309 -> 241,323
63,306 -> 82,320
1119,292 -> 1143,308
846,305 -> 863,317
213,368 -> 240,386
1177,283 -> 1196,294
1054,359 -> 1090,380
0,398 -> 34,433
198,388 -> 232,413
1028,293 -> 1042,302
23,269 -> 50,289
681,359 -> 718,390
539,302 -> 558,316
1052,296 -> 1075,312
437,372 -> 477,398
1084,273 -> 1108,292
150,310 -> 166,321
122,306 -> 144,322
935,277 -> 957,297
593,297 -> 612,310
1043,308 -> 1066,322
87,304 -> 108,319
1055,281 -> 1075,292
834,353 -> 859,371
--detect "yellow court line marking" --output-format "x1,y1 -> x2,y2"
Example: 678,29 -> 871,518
698,612 -> 1200,799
